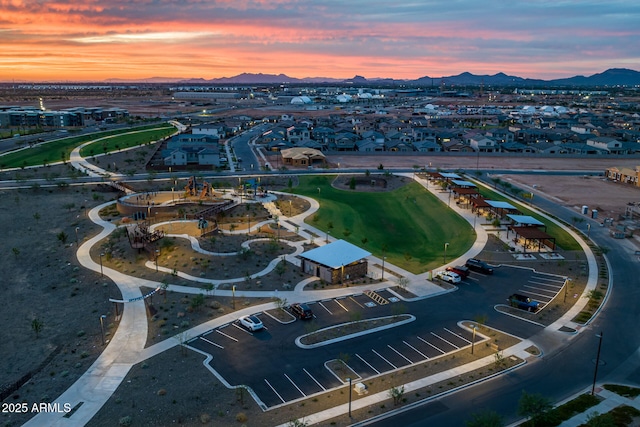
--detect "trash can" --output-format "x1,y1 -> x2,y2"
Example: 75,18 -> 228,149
591,209 -> 598,219
582,205 -> 588,215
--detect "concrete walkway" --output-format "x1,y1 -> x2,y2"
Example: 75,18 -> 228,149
558,387 -> 640,426
22,171 -> 600,427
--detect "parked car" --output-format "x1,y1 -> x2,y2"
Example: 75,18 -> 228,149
436,270 -> 462,284
508,294 -> 539,312
239,315 -> 264,331
290,303 -> 313,319
446,265 -> 470,279
465,258 -> 494,274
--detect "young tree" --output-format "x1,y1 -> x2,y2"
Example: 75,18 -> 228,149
389,385 -> 405,406
31,317 -> 44,338
465,410 -> 503,427
518,391 -> 553,427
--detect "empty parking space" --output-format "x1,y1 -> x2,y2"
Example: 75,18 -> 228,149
517,272 -> 566,308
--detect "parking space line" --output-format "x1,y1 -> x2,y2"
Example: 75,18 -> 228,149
200,337 -> 224,349
524,283 -> 560,292
304,368 -> 326,391
403,340 -> 428,359
231,323 -> 254,335
284,373 -> 306,397
318,301 -> 333,314
334,299 -> 349,312
372,349 -> 397,369
518,289 -> 555,300
417,336 -> 446,354
349,296 -> 365,308
431,332 -> 459,349
528,279 -> 563,289
387,345 -> 414,364
444,327 -> 471,344
356,353 -> 380,375
264,379 -> 286,404
216,329 -> 239,342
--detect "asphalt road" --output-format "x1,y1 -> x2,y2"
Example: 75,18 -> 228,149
361,179 -> 640,427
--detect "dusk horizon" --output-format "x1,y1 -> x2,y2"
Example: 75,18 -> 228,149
2,1 -> 639,82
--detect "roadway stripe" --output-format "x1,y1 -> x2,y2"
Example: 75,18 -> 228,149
431,332 -> 459,349
403,340 -> 429,359
334,299 -> 349,312
444,327 -> 471,344
284,373 -> 306,397
200,337 -> 224,349
318,301 -> 333,314
264,379 -> 285,404
388,345 -> 413,364
216,329 -> 239,342
350,296 -> 365,308
418,336 -> 445,353
372,349 -> 397,369
304,368 -> 326,391
356,353 -> 380,375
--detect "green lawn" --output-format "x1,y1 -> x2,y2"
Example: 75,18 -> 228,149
0,123 -> 173,169
290,175 -> 475,274
78,126 -> 175,157
477,184 -> 581,251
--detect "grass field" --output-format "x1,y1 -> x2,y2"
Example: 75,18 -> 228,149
476,183 -> 581,251
290,175 -> 475,274
0,123 -> 173,169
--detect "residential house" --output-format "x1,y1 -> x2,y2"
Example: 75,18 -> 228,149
586,136 -> 625,154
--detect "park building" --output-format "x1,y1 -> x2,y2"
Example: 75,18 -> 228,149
299,240 -> 371,285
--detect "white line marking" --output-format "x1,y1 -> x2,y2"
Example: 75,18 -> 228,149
356,353 -> 380,375
232,323 -> 254,334
200,337 -> 224,349
304,368 -> 326,391
403,340 -> 429,359
216,329 -> 239,342
264,379 -> 285,403
318,301 -> 332,314
417,336 -> 446,354
284,373 -> 306,397
372,349 -> 397,369
350,296 -> 364,308
444,327 -> 471,344
527,280 -> 562,289
388,344 -> 413,364
334,299 -> 349,312
431,331 -> 459,349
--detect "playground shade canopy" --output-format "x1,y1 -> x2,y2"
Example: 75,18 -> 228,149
486,200 -> 517,210
299,240 -> 371,268
451,179 -> 477,187
507,214 -> 545,226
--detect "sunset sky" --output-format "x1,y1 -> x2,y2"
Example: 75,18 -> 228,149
1,0 -> 639,82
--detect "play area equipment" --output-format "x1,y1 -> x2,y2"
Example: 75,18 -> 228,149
185,176 -> 213,199
125,222 -> 165,252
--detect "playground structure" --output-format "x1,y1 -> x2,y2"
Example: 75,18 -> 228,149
125,222 -> 165,253
185,176 -> 213,199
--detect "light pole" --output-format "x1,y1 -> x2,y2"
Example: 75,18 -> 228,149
347,377 -> 352,418
247,214 -> 250,235
99,315 -> 106,345
289,200 -> 292,217
75,227 -> 79,246
443,242 -> 450,264
381,256 -> 387,281
232,285 -> 236,309
587,223 -> 591,238
592,332 -> 604,395
99,252 -> 104,277
563,278 -> 570,303
155,249 -> 160,272
326,230 -> 330,243
471,324 -> 477,355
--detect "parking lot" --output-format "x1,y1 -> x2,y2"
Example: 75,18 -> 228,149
188,289 -> 484,409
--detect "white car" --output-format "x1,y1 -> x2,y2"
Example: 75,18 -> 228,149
436,270 -> 462,284
239,315 -> 264,331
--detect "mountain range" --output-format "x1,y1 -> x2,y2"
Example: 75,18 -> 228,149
108,68 -> 640,87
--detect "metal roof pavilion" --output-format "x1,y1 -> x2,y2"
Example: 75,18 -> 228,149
440,172 -> 462,179
486,200 -> 517,210
507,214 -> 545,226
299,240 -> 371,269
451,179 -> 477,187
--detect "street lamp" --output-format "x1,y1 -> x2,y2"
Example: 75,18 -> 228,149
99,252 -> 104,277
471,324 -> 477,355
443,242 -> 450,264
289,200 -> 292,217
99,314 -> 107,345
346,377 -> 352,418
326,230 -> 330,243
155,249 -> 160,272
587,223 -> 591,238
381,256 -> 387,281
232,285 -> 236,309
247,214 -> 250,235
592,332 -> 604,395
75,227 -> 79,246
